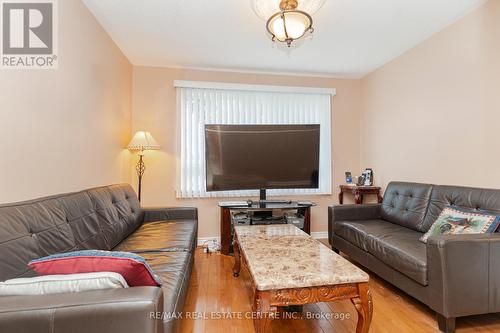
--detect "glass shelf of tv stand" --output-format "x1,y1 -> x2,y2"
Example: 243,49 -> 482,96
218,201 -> 316,210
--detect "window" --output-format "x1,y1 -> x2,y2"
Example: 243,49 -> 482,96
175,81 -> 335,198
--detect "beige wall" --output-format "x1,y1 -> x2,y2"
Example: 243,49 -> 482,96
361,0 -> 500,190
0,0 -> 132,203
132,67 -> 362,238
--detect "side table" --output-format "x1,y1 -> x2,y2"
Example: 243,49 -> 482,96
339,185 -> 382,205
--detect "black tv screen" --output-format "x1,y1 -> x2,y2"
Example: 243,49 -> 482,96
205,124 -> 320,191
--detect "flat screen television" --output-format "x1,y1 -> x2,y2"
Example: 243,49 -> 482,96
205,124 -> 320,196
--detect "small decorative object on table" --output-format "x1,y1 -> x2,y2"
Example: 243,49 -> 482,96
362,168 -> 374,186
345,171 -> 353,184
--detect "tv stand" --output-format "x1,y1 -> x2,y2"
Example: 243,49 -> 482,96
257,188 -> 292,204
248,199 -> 292,205
259,188 -> 266,201
219,200 -> 316,255
257,199 -> 292,204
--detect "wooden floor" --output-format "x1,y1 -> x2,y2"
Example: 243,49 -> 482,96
179,242 -> 500,333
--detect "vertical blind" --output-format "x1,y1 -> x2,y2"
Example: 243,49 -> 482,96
176,82 -> 333,198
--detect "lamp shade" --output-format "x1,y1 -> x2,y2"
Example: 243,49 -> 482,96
267,10 -> 312,45
127,131 -> 160,151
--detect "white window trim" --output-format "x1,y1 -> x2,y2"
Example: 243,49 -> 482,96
173,80 -> 336,96
175,81 -> 334,199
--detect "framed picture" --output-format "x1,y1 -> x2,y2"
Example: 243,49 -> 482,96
345,172 -> 352,184
357,175 -> 366,186
363,168 -> 373,186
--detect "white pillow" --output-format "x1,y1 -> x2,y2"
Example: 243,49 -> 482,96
0,272 -> 128,296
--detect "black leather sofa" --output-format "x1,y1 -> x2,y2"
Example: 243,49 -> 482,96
0,184 -> 198,333
328,181 -> 500,333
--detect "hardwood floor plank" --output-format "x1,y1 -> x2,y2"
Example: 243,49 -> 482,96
180,246 -> 500,332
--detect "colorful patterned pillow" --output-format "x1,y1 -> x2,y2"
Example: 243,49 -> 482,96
29,250 -> 162,287
420,206 -> 500,243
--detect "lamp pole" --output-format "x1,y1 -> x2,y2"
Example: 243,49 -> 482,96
136,151 -> 146,202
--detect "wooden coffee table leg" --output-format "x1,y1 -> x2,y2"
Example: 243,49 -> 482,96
351,282 -> 373,333
253,291 -> 275,333
232,236 -> 241,277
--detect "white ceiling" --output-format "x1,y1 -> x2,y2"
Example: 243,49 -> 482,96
83,0 -> 486,78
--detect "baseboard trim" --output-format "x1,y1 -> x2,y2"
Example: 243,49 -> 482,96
197,231 -> 328,246
198,237 -> 221,246
310,231 -> 328,239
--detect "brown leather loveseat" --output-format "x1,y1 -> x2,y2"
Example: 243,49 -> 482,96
0,184 -> 197,333
329,181 -> 500,333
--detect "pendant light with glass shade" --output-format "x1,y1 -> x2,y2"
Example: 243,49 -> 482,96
252,0 -> 326,47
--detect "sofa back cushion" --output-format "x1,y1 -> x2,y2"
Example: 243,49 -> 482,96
0,184 -> 142,281
87,185 -> 143,249
381,182 -> 433,232
421,185 -> 500,232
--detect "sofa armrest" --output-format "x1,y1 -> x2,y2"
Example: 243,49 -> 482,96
426,233 -> 500,317
0,287 -> 163,333
142,207 -> 198,223
328,204 -> 381,246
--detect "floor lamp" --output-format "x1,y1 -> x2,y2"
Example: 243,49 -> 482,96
127,131 -> 160,202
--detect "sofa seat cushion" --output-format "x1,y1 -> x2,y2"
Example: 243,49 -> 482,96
334,219 -> 428,286
333,220 -> 383,251
141,251 -> 191,276
113,220 -> 197,253
140,252 -> 192,329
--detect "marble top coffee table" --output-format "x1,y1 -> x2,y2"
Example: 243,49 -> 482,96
233,224 -> 372,333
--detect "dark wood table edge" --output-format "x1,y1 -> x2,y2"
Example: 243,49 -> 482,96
232,234 -> 373,333
339,185 -> 383,205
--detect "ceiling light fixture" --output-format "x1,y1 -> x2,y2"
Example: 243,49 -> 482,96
253,0 -> 325,47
